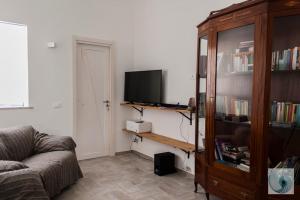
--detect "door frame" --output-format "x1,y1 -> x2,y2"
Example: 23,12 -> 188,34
72,36 -> 115,157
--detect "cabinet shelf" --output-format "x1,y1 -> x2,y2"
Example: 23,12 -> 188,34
219,70 -> 253,78
269,122 -> 300,130
215,119 -> 251,126
123,129 -> 195,158
272,70 -> 300,74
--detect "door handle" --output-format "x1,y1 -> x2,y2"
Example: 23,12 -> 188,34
103,100 -> 110,111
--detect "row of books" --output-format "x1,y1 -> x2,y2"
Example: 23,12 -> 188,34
216,96 -> 249,117
230,41 -> 254,73
215,139 -> 250,172
232,48 -> 254,73
271,47 -> 300,71
217,41 -> 254,74
270,101 -> 300,126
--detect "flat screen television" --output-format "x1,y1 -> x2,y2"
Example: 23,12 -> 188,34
124,70 -> 162,104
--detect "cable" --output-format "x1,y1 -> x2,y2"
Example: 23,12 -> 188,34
179,115 -> 191,171
129,135 -> 133,151
179,115 -> 189,143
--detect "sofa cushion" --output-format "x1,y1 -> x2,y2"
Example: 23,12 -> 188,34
23,151 -> 82,197
0,126 -> 35,161
0,160 -> 28,173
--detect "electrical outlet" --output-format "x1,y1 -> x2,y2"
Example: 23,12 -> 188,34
186,166 -> 191,172
133,138 -> 139,143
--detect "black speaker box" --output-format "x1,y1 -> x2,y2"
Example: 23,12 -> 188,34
154,152 -> 176,176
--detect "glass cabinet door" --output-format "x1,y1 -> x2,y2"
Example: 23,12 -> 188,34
198,35 -> 208,152
268,15 -> 300,188
214,25 -> 255,173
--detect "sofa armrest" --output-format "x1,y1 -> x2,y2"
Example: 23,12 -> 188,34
0,160 -> 28,173
34,132 -> 77,154
0,168 -> 49,200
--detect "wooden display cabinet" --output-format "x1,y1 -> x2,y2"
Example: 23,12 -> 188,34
194,0 -> 300,199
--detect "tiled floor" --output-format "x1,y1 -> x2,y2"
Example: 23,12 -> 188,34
54,152 -> 209,200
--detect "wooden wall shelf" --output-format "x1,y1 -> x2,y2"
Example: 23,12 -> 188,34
120,103 -> 191,113
123,129 -> 195,158
120,102 -> 194,125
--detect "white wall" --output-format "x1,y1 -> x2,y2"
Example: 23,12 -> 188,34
0,0 -> 244,168
130,0 -> 242,174
0,0 -> 134,152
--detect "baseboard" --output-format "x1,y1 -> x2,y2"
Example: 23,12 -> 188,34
116,150 -> 192,175
131,150 -> 153,161
115,150 -> 132,156
115,150 -> 153,160
78,152 -> 106,161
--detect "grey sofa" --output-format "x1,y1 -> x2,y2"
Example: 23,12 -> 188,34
0,126 -> 83,199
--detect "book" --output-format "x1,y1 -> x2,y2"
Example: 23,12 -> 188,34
292,47 -> 298,70
237,163 -> 250,172
215,139 -> 223,161
238,146 -> 249,152
276,51 -> 280,70
239,40 -> 254,48
241,158 -> 250,165
296,106 -> 300,127
278,51 -> 285,70
244,151 -> 250,158
222,151 -> 245,160
297,47 -> 300,69
271,51 -> 276,71
215,149 -> 219,160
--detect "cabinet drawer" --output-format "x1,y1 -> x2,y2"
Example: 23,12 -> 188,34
208,176 -> 255,200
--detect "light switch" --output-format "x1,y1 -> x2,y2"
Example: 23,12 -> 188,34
47,42 -> 56,48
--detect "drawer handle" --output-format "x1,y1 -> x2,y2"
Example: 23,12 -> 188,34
240,192 -> 248,199
212,180 -> 218,186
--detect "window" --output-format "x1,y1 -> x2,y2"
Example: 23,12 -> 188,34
0,21 -> 28,108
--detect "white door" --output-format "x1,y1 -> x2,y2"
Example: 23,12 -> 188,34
76,43 -> 111,160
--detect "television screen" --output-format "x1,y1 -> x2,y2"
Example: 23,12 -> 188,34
124,70 -> 162,104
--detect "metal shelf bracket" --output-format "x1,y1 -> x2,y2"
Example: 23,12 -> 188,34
136,135 -> 143,142
178,111 -> 193,125
132,106 -> 144,117
180,149 -> 194,159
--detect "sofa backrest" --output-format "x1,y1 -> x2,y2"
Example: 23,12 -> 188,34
0,139 -> 10,160
0,126 -> 35,161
